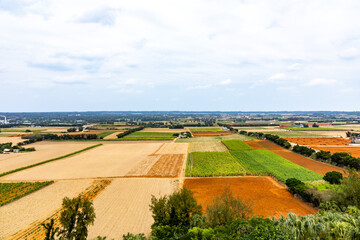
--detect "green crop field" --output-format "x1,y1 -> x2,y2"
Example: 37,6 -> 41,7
189,127 -> 225,132
287,127 -> 346,131
0,181 -> 54,206
230,150 -> 322,182
222,140 -> 253,151
97,131 -> 116,138
122,132 -> 175,140
186,152 -> 246,177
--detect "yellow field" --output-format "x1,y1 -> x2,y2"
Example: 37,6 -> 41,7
140,128 -> 186,133
189,142 -> 228,152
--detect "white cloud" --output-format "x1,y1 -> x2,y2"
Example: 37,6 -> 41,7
219,79 -> 232,85
288,63 -> 301,70
269,73 -> 286,81
338,48 -> 358,60
305,78 -> 337,86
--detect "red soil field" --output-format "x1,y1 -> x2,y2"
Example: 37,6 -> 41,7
244,140 -> 347,176
312,146 -> 360,158
184,176 -> 316,218
146,154 -> 185,177
192,132 -> 233,137
284,137 -> 351,146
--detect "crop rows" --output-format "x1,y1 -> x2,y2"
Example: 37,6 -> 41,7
0,181 -> 54,206
222,140 -> 253,151
230,150 -> 323,182
122,132 -> 175,140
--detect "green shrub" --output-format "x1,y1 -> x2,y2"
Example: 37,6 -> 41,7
292,145 -> 315,157
323,171 -> 343,184
315,150 -> 332,161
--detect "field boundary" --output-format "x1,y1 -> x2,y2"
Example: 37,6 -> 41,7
0,144 -> 103,178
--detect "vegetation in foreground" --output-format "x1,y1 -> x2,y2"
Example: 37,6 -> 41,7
0,181 -> 53,206
186,152 -> 246,177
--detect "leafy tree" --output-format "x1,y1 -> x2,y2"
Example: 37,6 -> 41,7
332,169 -> 360,209
41,219 -> 59,240
58,196 -> 96,240
315,150 -> 332,161
323,171 -> 343,184
206,187 -> 253,228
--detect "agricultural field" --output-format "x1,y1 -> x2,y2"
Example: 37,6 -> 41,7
103,131 -> 123,139
176,134 -> 254,143
146,154 -> 185,177
97,131 -> 116,139
184,177 -> 316,218
153,142 -> 189,155
284,137 -> 351,146
222,140 -> 253,151
189,127 -> 225,132
286,127 -> 346,131
0,181 -> 53,206
0,136 -> 25,145
186,152 -> 246,177
230,149 -> 322,182
140,128 -> 186,133
0,141 -> 96,175
245,140 -> 346,175
189,142 -> 228,152
121,132 -> 175,140
0,179 -> 92,239
312,146 -> 360,158
247,130 -> 325,137
87,178 -> 177,239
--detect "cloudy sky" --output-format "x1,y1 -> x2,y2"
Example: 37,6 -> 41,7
1,0 -> 360,111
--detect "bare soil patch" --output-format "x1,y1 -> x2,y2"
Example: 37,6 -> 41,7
284,137 -> 351,146
245,140 -> 347,176
104,131 -> 123,139
184,176 -> 316,218
87,178 -> 177,239
146,154 -> 185,177
312,146 -> 360,158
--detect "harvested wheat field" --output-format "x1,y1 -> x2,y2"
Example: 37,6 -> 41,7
0,137 -> 24,145
189,142 -> 228,152
154,143 -> 189,155
140,128 -> 185,133
3,143 -> 164,180
301,131 -> 348,138
192,132 -> 233,137
104,131 -> 123,139
184,176 -> 316,218
245,140 -> 347,175
87,178 -> 177,239
312,146 -> 360,158
0,179 -> 92,239
146,154 -> 185,177
284,137 -> 350,146
0,142 -> 96,174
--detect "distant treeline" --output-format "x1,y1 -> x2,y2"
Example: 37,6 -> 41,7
117,126 -> 145,138
22,133 -> 98,142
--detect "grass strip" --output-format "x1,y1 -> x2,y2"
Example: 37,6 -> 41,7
0,181 -> 54,206
222,140 -> 253,151
0,144 -> 102,177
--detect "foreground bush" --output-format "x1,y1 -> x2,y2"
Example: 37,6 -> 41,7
323,171 -> 343,184
331,169 -> 360,209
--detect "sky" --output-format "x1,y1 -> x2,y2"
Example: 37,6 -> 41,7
0,0 -> 360,112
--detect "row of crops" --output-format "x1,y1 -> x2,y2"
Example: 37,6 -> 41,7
186,140 -> 323,182
0,181 -> 53,206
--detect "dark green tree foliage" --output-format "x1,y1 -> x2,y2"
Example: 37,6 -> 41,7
292,145 -> 315,157
117,126 -> 145,138
332,170 -> 360,209
331,152 -> 360,170
285,178 -> 313,203
58,196 -> 96,240
149,187 -> 202,238
323,171 -> 343,184
41,219 -> 59,240
205,187 -> 253,228
312,123 -> 319,127
315,150 -> 332,161
264,134 -> 291,149
122,233 -> 147,240
239,130 -> 247,135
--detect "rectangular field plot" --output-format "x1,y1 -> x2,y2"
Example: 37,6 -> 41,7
230,150 -> 322,182
0,141 -> 96,174
0,179 -> 92,239
146,154 -> 185,177
189,142 -> 228,152
222,140 -> 253,151
2,143 -> 164,180
284,137 -> 351,146
184,177 -> 316,218
87,178 -> 177,239
122,132 -> 175,140
189,127 -> 225,132
186,152 -> 246,177
312,146 -> 360,158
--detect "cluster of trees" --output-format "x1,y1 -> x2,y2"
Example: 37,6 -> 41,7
346,131 -> 360,137
263,134 -> 291,149
67,127 -> 83,132
292,145 -> 316,157
0,142 -> 35,153
217,123 -> 238,132
117,126 -> 145,138
22,133 -> 98,141
315,150 -> 360,170
169,125 -> 184,129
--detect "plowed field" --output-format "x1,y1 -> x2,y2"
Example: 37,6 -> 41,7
284,137 -> 350,146
312,146 -> 360,158
184,177 -> 316,218
146,154 -> 185,177
245,140 -> 347,175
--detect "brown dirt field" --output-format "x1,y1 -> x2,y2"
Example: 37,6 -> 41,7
104,131 -> 124,139
0,142 -> 96,174
301,131 -> 348,138
146,154 -> 185,177
140,128 -> 185,133
185,176 -> 316,218
87,178 -> 177,239
126,155 -> 161,176
2,143 -> 164,180
0,137 -> 24,145
244,140 -> 347,176
0,179 -> 92,239
192,132 -> 233,137
312,146 -> 360,158
284,137 -> 351,146
153,143 -> 189,155
189,142 -> 228,152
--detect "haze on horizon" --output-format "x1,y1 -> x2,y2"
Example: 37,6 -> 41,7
0,0 -> 359,112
